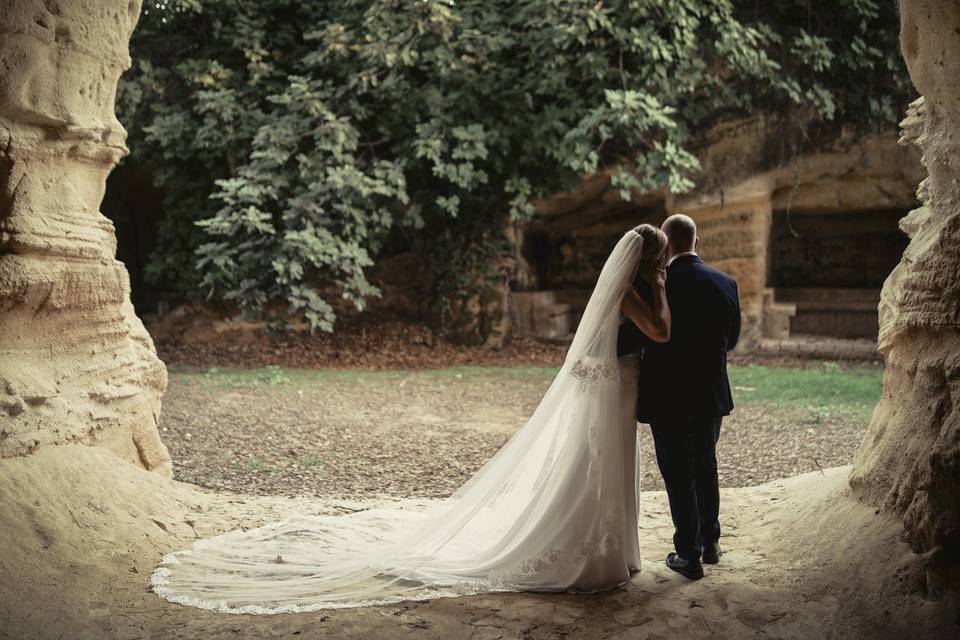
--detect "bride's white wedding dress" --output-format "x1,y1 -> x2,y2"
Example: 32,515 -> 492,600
151,230 -> 647,613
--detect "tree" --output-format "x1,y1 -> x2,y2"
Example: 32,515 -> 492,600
118,0 -> 907,338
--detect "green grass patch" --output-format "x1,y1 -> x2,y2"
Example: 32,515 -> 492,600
232,457 -> 276,472
301,454 -> 323,467
729,362 -> 882,420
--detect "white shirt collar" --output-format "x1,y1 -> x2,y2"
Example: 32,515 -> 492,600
667,251 -> 698,267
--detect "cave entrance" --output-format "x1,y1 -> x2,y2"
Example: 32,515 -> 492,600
764,208 -> 908,340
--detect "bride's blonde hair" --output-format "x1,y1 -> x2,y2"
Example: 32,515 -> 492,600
633,223 -> 668,270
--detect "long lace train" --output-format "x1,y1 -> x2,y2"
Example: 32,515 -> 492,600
151,230 -> 646,613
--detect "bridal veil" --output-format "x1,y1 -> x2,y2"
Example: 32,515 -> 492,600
151,229 -> 646,613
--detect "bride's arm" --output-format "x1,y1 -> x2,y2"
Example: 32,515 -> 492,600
620,272 -> 671,343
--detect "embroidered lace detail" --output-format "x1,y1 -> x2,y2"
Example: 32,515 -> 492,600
570,358 -> 618,391
512,548 -> 563,578
598,507 -> 626,557
491,504 -> 627,587
495,543 -> 588,586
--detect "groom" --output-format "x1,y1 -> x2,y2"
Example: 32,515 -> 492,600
618,213 -> 740,580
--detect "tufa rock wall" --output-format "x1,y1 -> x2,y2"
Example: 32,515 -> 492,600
850,0 -> 960,595
0,0 -> 170,474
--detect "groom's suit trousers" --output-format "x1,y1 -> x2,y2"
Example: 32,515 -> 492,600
649,415 -> 722,561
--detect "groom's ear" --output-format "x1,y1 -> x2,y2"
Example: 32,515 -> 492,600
694,235 -> 700,251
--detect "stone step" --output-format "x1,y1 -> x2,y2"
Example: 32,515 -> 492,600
508,290 -> 590,341
789,308 -> 879,339
761,288 -> 797,340
757,335 -> 881,361
792,301 -> 879,312
770,287 -> 880,339
773,287 -> 881,304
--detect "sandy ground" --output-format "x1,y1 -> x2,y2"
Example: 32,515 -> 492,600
1,445 -> 956,640
159,370 -> 869,497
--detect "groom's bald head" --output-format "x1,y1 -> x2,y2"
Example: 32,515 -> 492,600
661,214 -> 698,255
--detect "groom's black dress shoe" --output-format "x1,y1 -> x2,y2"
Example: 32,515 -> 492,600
666,553 -> 704,580
702,542 -> 723,565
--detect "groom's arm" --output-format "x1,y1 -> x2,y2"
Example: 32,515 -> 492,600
726,279 -> 741,351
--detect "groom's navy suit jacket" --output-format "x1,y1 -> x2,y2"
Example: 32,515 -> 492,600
618,255 -> 740,423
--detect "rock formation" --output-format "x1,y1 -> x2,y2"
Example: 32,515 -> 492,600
850,0 -> 960,595
0,0 -> 170,474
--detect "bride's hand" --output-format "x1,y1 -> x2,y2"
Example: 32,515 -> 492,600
653,267 -> 667,288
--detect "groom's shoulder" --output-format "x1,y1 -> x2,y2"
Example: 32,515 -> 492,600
669,256 -> 736,288
690,260 -> 738,292
678,257 -> 725,278
701,261 -> 734,281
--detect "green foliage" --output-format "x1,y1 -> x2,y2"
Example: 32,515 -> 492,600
119,0 -> 907,334
740,0 -> 908,125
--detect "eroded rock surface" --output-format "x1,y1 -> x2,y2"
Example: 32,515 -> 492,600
850,0 -> 960,594
0,0 -> 170,474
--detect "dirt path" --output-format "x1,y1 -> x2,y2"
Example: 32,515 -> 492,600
160,369 -> 871,498
3,446 -> 950,640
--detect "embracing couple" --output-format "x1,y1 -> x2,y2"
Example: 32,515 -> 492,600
152,214 -> 741,613
618,214 -> 741,580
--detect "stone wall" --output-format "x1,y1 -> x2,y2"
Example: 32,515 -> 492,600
850,0 -> 960,594
507,173 -> 666,343
516,131 -> 921,348
0,0 -> 170,474
678,191 -> 772,351
521,173 -> 667,291
675,129 -> 923,349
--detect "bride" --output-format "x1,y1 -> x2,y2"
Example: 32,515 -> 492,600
151,224 -> 670,614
